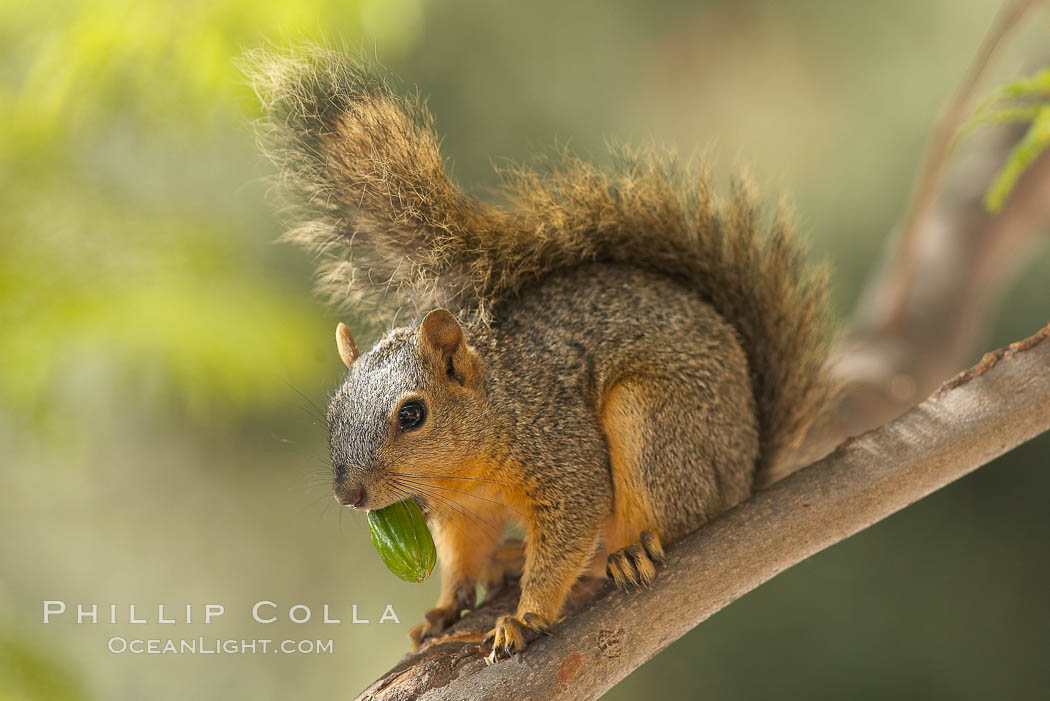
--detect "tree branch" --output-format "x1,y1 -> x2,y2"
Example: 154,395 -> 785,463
358,322 -> 1050,701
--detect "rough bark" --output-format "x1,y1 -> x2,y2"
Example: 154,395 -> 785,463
358,322 -> 1050,701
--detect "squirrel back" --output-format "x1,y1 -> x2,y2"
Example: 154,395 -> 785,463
246,45 -> 833,479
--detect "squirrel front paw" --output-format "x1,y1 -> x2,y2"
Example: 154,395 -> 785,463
606,530 -> 665,590
409,583 -> 476,649
483,613 -> 552,663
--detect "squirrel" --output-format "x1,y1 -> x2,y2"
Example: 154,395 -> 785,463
247,46 -> 833,662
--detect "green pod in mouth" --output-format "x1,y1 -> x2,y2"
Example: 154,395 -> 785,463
366,499 -> 437,583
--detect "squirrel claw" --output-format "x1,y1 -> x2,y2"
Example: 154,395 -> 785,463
640,530 -> 665,564
409,584 -> 476,649
484,613 -> 551,662
607,535 -> 661,590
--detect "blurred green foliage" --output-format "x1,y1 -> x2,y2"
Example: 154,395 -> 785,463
0,634 -> 87,701
0,0 -> 423,430
961,66 -> 1050,211
0,0 -> 412,147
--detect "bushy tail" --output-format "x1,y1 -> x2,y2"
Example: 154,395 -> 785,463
247,46 -> 834,476
244,45 -> 511,315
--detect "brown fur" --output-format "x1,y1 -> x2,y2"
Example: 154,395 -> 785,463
600,381 -> 658,553
247,45 -> 833,476
248,45 -> 835,659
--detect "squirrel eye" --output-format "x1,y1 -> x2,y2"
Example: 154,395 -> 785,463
397,400 -> 427,431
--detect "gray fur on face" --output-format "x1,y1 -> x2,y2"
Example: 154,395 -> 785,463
327,328 -> 423,492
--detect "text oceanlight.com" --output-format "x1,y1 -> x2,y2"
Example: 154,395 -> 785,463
107,637 -> 334,655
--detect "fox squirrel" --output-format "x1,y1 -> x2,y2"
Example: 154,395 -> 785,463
248,46 -> 833,662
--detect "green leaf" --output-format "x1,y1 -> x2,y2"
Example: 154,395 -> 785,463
958,66 -> 1050,213
984,105 -> 1050,212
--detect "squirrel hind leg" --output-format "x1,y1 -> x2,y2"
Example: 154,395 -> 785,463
599,379 -> 661,548
598,369 -> 757,587
599,378 -> 667,590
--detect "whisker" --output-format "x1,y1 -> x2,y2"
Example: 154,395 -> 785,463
387,482 -> 476,544
394,479 -> 506,545
390,471 -> 514,487
394,477 -> 525,517
310,451 -> 334,467
397,479 -> 504,522
298,489 -> 336,515
389,483 -> 474,546
284,380 -> 328,424
296,405 -> 325,426
392,480 -> 490,535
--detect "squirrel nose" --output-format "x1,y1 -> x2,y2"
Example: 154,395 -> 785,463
335,486 -> 366,508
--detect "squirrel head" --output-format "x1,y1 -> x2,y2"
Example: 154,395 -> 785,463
327,309 -> 487,511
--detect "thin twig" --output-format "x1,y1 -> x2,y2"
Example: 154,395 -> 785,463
885,0 -> 1037,325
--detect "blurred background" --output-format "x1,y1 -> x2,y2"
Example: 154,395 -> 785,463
2,0 -> 1048,699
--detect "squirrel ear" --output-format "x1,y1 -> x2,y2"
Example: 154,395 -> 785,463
420,309 -> 463,357
335,322 -> 360,369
